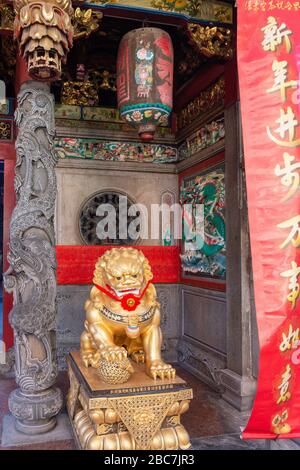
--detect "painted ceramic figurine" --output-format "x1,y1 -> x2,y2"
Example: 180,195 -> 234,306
80,247 -> 176,382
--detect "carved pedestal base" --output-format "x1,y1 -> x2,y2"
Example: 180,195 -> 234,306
67,351 -> 193,450
9,387 -> 63,435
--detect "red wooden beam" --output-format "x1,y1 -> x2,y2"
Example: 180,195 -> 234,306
0,141 -> 15,160
178,150 -> 225,184
56,245 -> 181,285
14,54 -> 31,95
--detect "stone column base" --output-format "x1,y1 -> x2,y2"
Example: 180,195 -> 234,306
219,369 -> 257,412
9,387 -> 63,435
1,413 -> 72,447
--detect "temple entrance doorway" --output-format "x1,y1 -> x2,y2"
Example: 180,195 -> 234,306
0,1 -> 263,450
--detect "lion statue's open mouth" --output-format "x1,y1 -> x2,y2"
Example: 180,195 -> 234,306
113,287 -> 140,297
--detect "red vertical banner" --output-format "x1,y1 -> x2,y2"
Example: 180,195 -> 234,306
238,1 -> 300,438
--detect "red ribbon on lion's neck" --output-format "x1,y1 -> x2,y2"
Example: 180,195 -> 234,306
93,281 -> 150,312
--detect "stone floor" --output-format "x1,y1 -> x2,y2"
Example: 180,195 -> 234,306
0,366 -> 267,450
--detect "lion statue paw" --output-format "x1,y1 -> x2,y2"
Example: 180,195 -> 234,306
147,360 -> 176,380
100,345 -> 127,363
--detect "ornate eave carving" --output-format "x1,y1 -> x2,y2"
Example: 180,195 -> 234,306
73,6 -> 102,39
73,1 -> 233,25
186,23 -> 233,61
0,1 -> 14,32
177,76 -> 225,130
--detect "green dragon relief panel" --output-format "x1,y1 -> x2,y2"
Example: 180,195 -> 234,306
180,165 -> 226,279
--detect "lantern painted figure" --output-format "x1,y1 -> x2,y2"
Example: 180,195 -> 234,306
117,27 -> 174,141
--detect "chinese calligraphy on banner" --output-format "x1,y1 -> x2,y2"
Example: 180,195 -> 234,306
238,1 -> 300,438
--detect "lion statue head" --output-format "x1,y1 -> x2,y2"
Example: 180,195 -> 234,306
93,247 -> 153,297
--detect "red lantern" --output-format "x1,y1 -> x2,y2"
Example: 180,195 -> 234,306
117,27 -> 174,142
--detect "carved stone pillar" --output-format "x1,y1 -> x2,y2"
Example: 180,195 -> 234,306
4,81 -> 63,434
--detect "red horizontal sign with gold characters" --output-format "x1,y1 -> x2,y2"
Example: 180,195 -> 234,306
238,1 -> 300,438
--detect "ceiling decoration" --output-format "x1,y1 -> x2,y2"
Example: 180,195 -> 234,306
75,0 -> 233,25
73,6 -> 103,39
0,1 -> 14,32
186,24 -> 233,60
176,76 -> 225,129
0,1 -> 234,100
0,35 -> 17,97
51,13 -> 234,107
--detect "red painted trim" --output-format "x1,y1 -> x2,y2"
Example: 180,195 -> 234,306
174,64 -> 224,112
178,150 -> 225,183
1,55 -> 31,348
0,142 -> 15,160
56,245 -> 181,285
3,159 -> 15,349
15,55 -> 31,95
3,295 -> 13,349
178,151 -> 226,291
55,245 -> 226,292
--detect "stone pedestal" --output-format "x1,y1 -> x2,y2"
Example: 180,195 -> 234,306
9,388 -> 62,435
67,351 -> 193,450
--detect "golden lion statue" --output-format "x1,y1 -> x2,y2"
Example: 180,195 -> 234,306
80,247 -> 176,381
